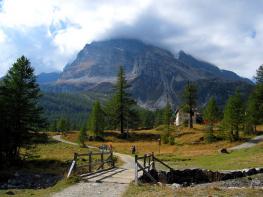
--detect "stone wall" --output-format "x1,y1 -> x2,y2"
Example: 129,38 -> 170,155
139,168 -> 263,186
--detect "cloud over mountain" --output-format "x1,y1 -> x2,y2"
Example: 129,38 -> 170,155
0,0 -> 263,78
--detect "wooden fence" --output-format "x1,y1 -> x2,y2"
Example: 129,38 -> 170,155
135,152 -> 174,185
67,150 -> 115,178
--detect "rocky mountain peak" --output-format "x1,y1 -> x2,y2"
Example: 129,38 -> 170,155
43,38 -> 252,108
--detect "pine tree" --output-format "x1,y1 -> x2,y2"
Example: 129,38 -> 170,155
57,118 -> 67,134
203,97 -> 219,142
255,64 -> 263,84
154,109 -> 164,127
245,93 -> 260,134
182,81 -> 197,128
0,56 -> 45,163
223,91 -> 244,141
50,120 -> 58,132
163,101 -> 172,132
139,109 -> 155,129
106,66 -> 136,135
87,100 -> 104,138
203,97 -> 219,132
78,124 -> 87,147
252,83 -> 263,124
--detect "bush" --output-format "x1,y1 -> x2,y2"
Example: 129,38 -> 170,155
161,134 -> 169,144
169,136 -> 175,145
204,131 -> 217,143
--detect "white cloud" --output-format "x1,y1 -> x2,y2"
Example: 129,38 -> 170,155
0,29 -> 5,43
0,0 -> 151,76
0,0 -> 263,78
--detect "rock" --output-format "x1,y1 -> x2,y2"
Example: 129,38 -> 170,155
219,148 -> 229,154
251,179 -> 261,187
171,183 -> 182,188
244,168 -> 257,176
5,191 -> 15,195
140,167 -> 262,186
14,172 -> 19,177
255,168 -> 263,173
231,171 -> 244,179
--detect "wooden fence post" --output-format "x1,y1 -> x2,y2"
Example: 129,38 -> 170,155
88,151 -> 92,172
143,154 -> 146,168
148,154 -> 151,171
101,152 -> 104,169
152,152 -> 155,170
135,155 -> 138,185
74,153 -> 77,168
67,153 -> 78,178
111,151 -> 115,168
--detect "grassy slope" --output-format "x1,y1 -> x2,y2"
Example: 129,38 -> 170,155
158,142 -> 263,170
64,127 -> 263,170
124,183 -> 263,197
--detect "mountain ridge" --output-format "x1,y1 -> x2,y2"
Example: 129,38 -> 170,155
40,38 -> 253,109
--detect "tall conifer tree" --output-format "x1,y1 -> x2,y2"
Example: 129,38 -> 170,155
107,66 -> 136,135
182,81 -> 197,128
223,91 -> 244,141
0,56 -> 45,163
88,100 -> 104,137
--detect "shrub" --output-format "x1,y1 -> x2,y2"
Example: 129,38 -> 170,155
204,131 -> 217,143
161,134 -> 169,144
169,136 -> 175,145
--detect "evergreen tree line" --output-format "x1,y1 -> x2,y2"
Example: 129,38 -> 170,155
202,64 -> 263,142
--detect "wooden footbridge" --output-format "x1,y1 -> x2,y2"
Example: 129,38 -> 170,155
67,151 -> 172,185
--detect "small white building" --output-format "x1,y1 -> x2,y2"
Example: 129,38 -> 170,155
174,109 -> 197,126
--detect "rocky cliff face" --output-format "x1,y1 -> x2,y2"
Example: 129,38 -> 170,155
44,39 -> 253,109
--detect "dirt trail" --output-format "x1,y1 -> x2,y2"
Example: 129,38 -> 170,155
51,135 -> 135,197
228,135 -> 263,151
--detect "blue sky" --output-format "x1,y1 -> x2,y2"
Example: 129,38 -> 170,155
0,0 -> 263,78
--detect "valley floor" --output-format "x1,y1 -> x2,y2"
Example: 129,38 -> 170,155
1,124 -> 263,196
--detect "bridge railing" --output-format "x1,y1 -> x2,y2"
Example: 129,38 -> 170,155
67,150 -> 115,178
134,152 -> 174,185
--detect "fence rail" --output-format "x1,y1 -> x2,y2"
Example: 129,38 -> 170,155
67,150 -> 115,178
135,152 -> 174,185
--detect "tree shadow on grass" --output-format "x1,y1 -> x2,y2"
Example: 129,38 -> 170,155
102,131 -> 161,142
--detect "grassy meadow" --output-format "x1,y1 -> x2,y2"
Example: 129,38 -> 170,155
2,124 -> 263,197
62,124 -> 263,171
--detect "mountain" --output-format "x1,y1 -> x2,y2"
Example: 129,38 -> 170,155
37,72 -> 60,84
41,39 -> 253,109
177,51 -> 251,83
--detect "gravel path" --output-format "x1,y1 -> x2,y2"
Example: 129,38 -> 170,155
228,135 -> 263,151
51,135 -> 135,197
52,135 -> 98,148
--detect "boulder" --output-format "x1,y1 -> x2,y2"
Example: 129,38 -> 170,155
219,148 -> 229,154
244,168 -> 257,176
171,183 -> 182,188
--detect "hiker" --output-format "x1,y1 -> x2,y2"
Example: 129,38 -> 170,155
131,145 -> 136,154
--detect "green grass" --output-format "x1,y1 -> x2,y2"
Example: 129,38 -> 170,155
0,138 -> 122,197
157,143 -> 263,170
124,183 -> 263,197
123,183 -> 174,197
